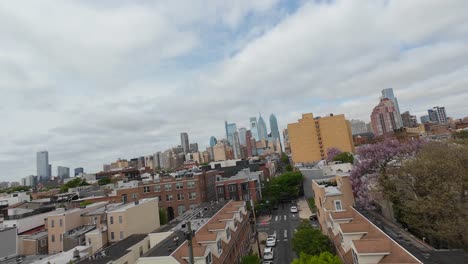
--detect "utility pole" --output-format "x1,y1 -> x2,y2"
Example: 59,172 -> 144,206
186,221 -> 195,264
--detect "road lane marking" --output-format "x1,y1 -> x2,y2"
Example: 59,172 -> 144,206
284,230 -> 288,238
275,215 -> 279,221
283,239 -> 288,241
284,215 -> 287,220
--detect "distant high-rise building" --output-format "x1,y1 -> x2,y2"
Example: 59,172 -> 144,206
188,143 -> 198,153
57,166 -> 70,180
366,122 -> 374,134
288,113 -> 354,163
283,128 -> 291,154
420,115 -> 430,124
213,141 -> 227,161
36,151 -> 49,182
350,119 -> 368,135
233,131 -> 242,159
257,114 -> 268,140
154,152 -> 162,170
238,128 -> 247,145
246,130 -> 253,157
428,106 -> 448,124
225,121 -> 237,146
381,88 -> 403,128
209,136 -> 217,147
269,114 -> 280,142
249,117 -> 259,140
180,132 -> 190,155
74,167 -> 84,176
371,98 -> 399,136
401,111 -> 418,127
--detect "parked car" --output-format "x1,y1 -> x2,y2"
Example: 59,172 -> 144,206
309,213 -> 317,220
290,205 -> 298,213
263,261 -> 273,264
264,247 -> 274,260
266,235 -> 276,247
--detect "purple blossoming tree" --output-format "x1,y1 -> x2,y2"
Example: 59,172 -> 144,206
326,147 -> 342,162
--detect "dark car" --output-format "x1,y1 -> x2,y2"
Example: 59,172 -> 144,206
309,213 -> 318,221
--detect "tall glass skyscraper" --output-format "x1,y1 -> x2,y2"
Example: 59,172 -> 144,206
36,151 -> 49,181
238,128 -> 247,145
249,117 -> 259,140
209,136 -> 218,147
257,114 -> 268,140
381,88 -> 403,128
225,121 -> 237,146
180,132 -> 190,154
269,114 -> 280,141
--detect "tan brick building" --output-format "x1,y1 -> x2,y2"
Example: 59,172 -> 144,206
288,113 -> 354,164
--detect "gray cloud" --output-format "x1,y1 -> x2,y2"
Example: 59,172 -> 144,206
1,0 -> 468,181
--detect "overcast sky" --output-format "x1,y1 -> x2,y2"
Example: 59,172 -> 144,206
1,0 -> 468,181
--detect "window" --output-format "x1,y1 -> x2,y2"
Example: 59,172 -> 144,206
339,233 -> 344,244
120,231 -> 124,240
40,239 -> 46,247
217,187 -> 224,194
144,186 -> 150,193
166,194 -> 173,201
121,194 -> 128,203
119,216 -> 123,224
177,193 -> 184,201
165,184 -> 172,191
352,249 -> 359,264
217,239 -> 222,254
110,216 -> 114,224
178,205 -> 186,215
189,192 -> 196,200
205,252 -> 212,264
154,185 -> 161,192
51,220 -> 55,228
60,233 -> 63,242
51,235 -> 55,242
176,182 -> 183,190
88,238 -> 92,245
111,232 -> 115,240
228,185 -> 236,192
132,193 -> 138,199
226,227 -> 231,240
334,200 -> 342,211
187,181 -> 195,189
59,219 -> 63,227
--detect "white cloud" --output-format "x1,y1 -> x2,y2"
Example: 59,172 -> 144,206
0,0 -> 467,181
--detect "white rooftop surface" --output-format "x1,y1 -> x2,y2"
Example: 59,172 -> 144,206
34,246 -> 91,264
325,186 -> 342,196
48,201 -> 108,216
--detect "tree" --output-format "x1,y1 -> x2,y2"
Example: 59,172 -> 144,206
240,254 -> 261,264
60,178 -> 90,193
281,153 -> 290,164
349,139 -> 425,207
326,148 -> 342,162
382,141 -> 468,250
285,164 -> 293,172
98,178 -> 111,186
453,130 -> 468,139
159,208 -> 168,225
332,152 -> 354,164
291,252 -> 341,264
263,172 -> 304,201
292,221 -> 332,256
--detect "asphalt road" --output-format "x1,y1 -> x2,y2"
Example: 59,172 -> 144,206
257,202 -> 301,264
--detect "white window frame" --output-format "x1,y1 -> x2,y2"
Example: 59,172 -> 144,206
334,200 -> 342,211
154,185 -> 161,192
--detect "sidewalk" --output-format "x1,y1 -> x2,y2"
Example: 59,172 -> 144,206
297,197 -> 313,220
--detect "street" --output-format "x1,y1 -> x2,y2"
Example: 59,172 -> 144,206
257,202 -> 302,264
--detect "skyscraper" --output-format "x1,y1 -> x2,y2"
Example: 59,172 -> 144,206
209,136 -> 218,147
371,98 -> 399,136
233,131 -> 241,159
257,114 -> 268,140
350,119 -> 368,135
36,151 -> 49,181
74,167 -> 84,176
401,111 -> 418,127
238,128 -> 247,145
283,128 -> 291,154
57,166 -> 70,180
249,117 -> 259,140
180,132 -> 190,155
420,115 -> 430,124
225,121 -> 237,146
381,88 -> 403,128
189,143 -> 199,153
269,114 -> 280,142
246,130 -> 253,157
428,106 -> 448,124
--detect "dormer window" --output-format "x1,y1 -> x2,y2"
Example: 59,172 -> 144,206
334,200 -> 342,211
205,252 -> 213,264
226,227 -> 231,240
217,239 -> 222,254
352,249 -> 359,264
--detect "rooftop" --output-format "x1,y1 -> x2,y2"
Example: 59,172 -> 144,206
108,198 -> 157,213
64,225 -> 96,237
78,234 -> 147,264
324,186 -> 342,196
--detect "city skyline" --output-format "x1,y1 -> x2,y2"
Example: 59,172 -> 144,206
1,0 -> 468,181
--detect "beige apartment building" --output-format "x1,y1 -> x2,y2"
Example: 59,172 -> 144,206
107,198 -> 160,244
312,175 -> 355,234
288,113 -> 354,164
45,202 -> 108,254
213,142 -> 227,161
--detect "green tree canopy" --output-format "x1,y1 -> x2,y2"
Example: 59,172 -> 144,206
60,178 -> 90,193
291,252 -> 341,264
332,152 -> 354,164
240,254 -> 261,264
292,221 -> 333,256
264,171 -> 304,201
98,178 -> 111,186
281,153 -> 290,164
